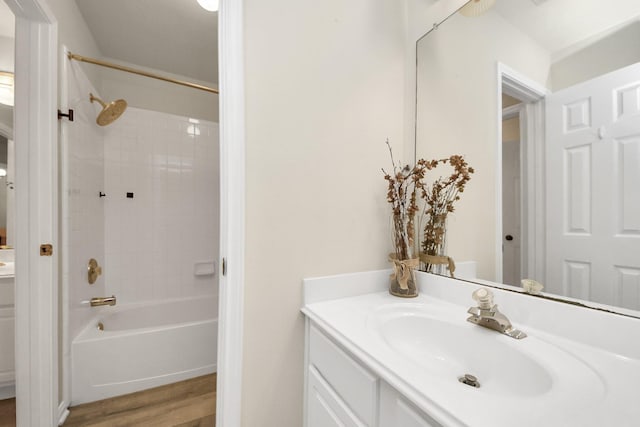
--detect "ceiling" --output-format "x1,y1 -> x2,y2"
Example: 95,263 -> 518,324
75,0 -> 218,85
0,1 -> 14,38
492,0 -> 640,60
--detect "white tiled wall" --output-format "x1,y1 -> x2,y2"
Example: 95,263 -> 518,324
64,64 -> 219,340
102,108 -> 219,304
64,62 -> 107,340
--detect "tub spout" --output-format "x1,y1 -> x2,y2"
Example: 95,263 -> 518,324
90,295 -> 116,307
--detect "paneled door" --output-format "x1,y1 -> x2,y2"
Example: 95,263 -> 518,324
545,62 -> 640,309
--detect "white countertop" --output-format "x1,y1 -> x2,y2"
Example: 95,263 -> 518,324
302,270 -> 640,427
0,261 -> 15,277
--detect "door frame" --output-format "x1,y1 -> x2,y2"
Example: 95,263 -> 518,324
216,0 -> 246,425
7,0 -> 246,425
4,0 -> 59,425
501,102 -> 524,285
496,63 -> 547,283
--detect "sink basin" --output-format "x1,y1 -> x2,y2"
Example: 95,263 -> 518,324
0,261 -> 14,277
369,304 -> 604,399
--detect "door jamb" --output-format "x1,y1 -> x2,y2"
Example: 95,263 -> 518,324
216,0 -> 246,425
496,63 -> 547,283
5,0 -> 246,424
4,0 -> 59,425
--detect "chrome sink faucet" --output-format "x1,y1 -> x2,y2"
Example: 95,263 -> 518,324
467,288 -> 526,339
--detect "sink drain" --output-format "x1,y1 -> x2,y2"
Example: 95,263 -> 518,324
458,373 -> 480,388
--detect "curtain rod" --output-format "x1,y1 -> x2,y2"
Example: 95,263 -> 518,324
67,52 -> 219,95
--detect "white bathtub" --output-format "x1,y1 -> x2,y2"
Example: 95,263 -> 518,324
71,295 -> 218,405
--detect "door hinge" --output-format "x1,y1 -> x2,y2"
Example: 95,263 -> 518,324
40,244 -> 53,256
222,258 -> 227,276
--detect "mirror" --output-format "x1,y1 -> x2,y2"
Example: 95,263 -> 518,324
416,0 -> 640,317
0,21 -> 13,247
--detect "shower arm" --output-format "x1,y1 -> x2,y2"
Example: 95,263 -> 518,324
67,52 -> 219,95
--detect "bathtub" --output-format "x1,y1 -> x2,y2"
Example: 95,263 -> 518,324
71,295 -> 218,405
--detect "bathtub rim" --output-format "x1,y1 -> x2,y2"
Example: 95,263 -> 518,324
73,294 -> 219,343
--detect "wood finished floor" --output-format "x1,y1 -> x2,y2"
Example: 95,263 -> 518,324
63,373 -> 216,427
0,374 -> 216,427
0,398 -> 15,427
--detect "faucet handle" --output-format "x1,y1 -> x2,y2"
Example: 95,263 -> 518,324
472,288 -> 494,309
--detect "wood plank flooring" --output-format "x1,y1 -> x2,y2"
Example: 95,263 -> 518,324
63,374 -> 216,427
0,398 -> 15,427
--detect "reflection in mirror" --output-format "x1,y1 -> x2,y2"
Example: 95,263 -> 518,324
0,136 -> 8,245
416,0 -> 640,317
0,1 -> 14,422
0,6 -> 13,248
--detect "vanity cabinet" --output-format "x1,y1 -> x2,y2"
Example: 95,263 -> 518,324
378,382 -> 441,427
305,322 -> 441,427
0,275 -> 15,399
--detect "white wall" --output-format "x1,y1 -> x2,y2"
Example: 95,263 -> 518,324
242,0 -> 406,425
64,63 -> 220,329
403,0 -> 470,162
46,0 -> 102,87
103,108 -> 219,304
99,62 -> 219,123
503,116 -> 520,142
64,61 -> 106,340
550,21 -> 640,91
0,36 -> 14,72
415,9 -> 550,280
46,0 -> 218,122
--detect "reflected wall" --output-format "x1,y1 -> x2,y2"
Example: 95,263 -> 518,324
416,10 -> 550,280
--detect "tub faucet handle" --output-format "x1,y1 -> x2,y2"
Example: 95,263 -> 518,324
88,258 -> 103,284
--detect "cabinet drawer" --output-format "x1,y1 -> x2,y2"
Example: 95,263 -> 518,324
307,366 -> 365,427
379,382 -> 442,427
309,324 -> 377,426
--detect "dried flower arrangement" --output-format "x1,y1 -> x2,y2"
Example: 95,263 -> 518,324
383,141 -> 474,292
382,140 -> 426,297
419,155 -> 474,273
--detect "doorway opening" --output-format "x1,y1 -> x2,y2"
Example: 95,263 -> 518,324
497,64 -> 547,285
501,94 -> 523,286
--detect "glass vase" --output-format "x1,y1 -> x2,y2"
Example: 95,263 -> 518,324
389,255 -> 419,298
421,215 -> 448,274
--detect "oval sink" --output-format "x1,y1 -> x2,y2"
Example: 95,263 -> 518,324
369,304 -> 604,399
0,261 -> 14,276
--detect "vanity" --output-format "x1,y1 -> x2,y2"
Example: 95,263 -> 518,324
302,270 -> 640,427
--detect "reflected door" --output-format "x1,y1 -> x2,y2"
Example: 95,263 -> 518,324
545,62 -> 640,309
502,138 -> 521,287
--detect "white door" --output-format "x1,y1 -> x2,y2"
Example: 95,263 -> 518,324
545,62 -> 640,309
502,138 -> 521,286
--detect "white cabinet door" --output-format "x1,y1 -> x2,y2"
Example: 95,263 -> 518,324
309,324 -> 378,425
545,62 -> 640,308
379,382 -> 441,427
0,308 -> 14,388
307,366 -> 366,427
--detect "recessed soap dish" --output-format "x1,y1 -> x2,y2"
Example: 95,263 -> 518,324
193,261 -> 216,276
